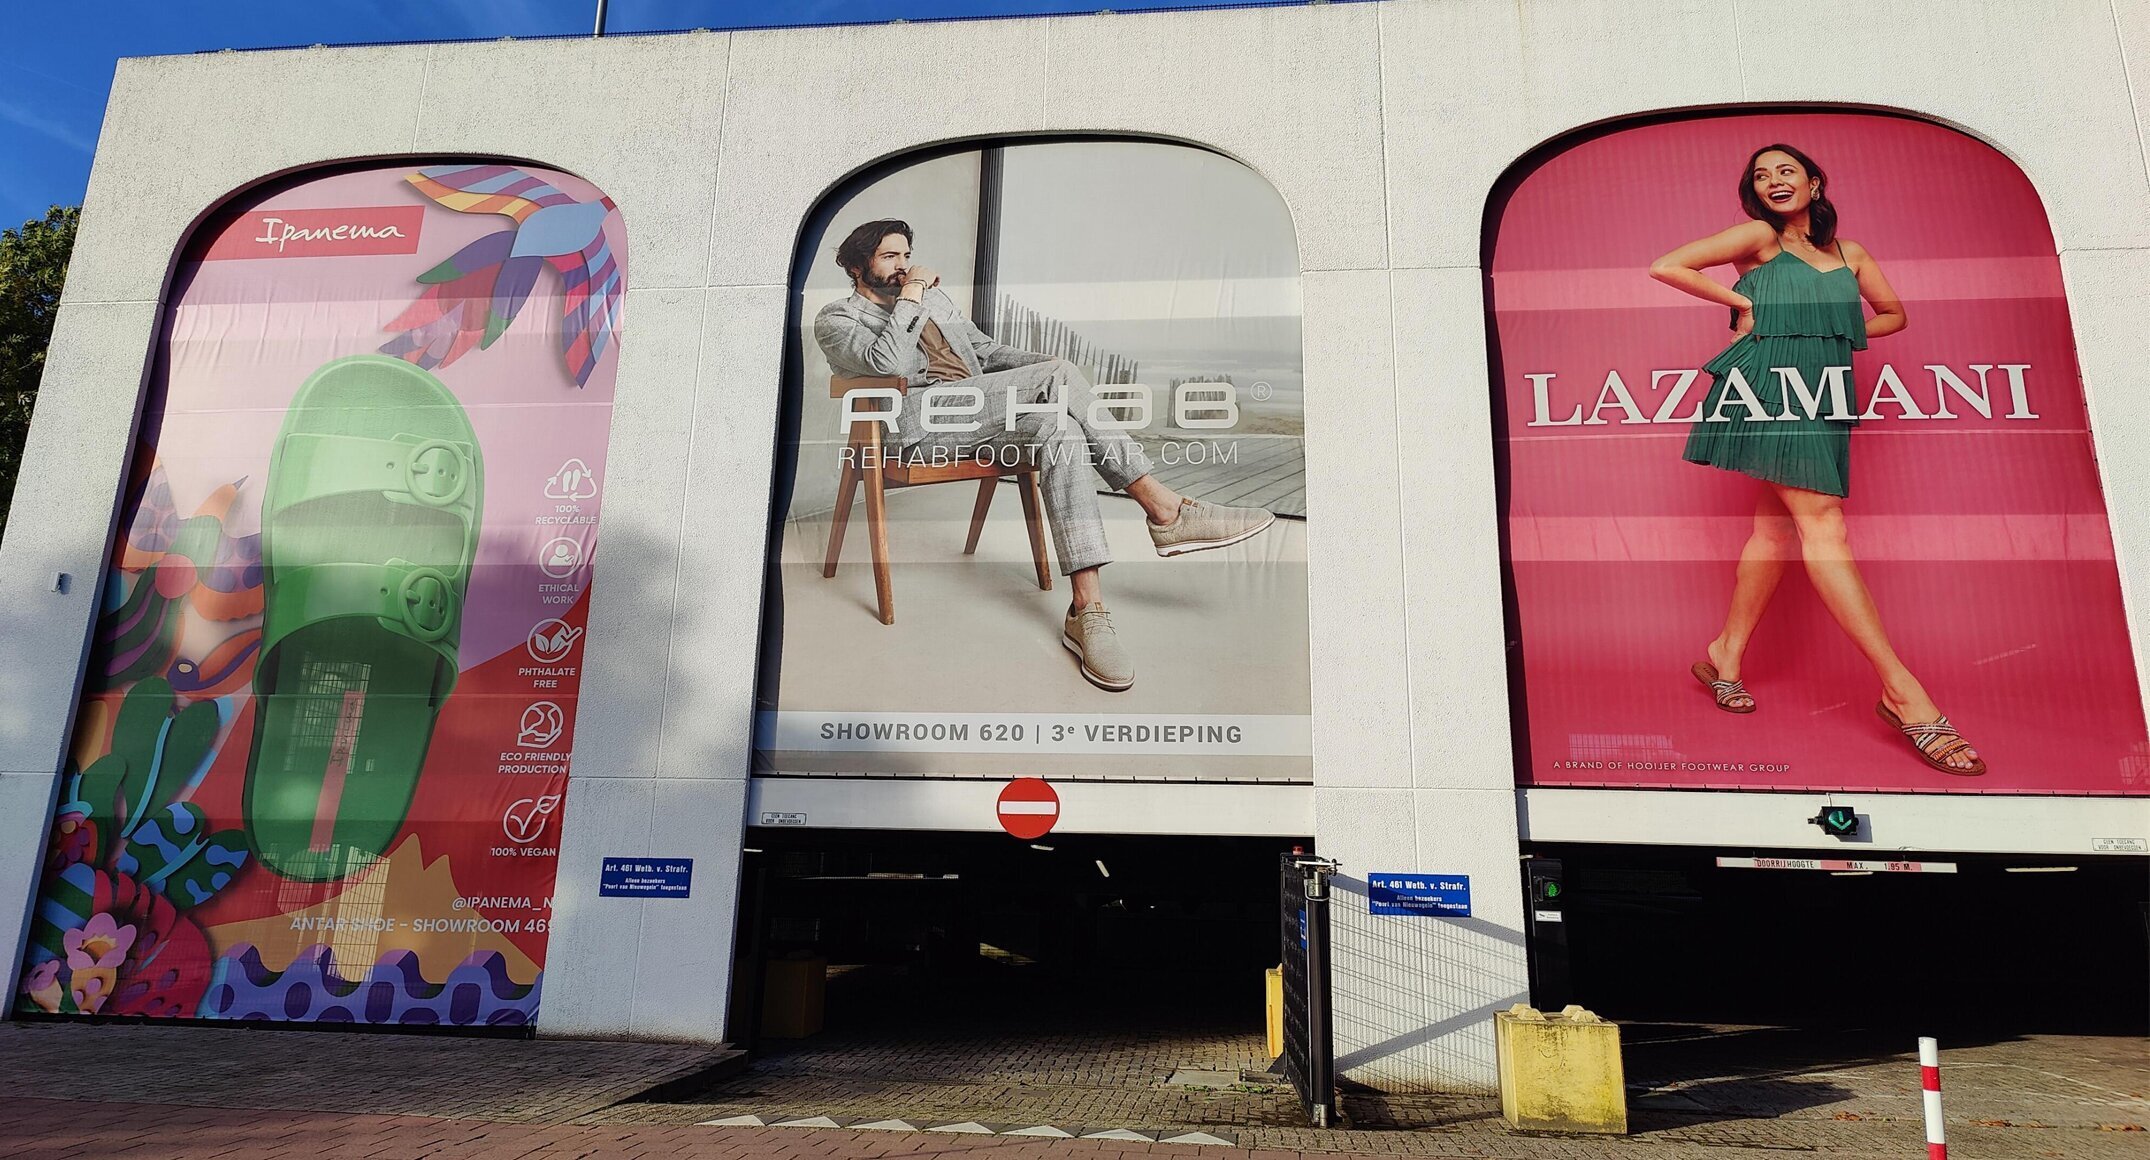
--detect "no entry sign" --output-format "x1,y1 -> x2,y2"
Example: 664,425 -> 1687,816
996,777 -> 1060,839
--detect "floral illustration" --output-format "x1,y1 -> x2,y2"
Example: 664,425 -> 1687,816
91,456 -> 263,699
17,678 -> 247,1018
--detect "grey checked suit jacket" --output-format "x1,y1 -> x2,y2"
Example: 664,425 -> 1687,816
814,287 -> 1051,388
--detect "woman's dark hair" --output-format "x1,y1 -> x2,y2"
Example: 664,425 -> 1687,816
834,218 -> 913,278
1738,143 -> 1838,248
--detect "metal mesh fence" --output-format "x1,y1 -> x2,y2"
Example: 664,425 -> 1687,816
1325,873 -> 1531,1093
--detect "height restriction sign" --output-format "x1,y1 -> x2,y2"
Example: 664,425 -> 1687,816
996,778 -> 1060,840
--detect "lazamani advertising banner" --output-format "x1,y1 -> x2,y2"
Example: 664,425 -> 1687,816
1492,112 -> 2147,795
17,162 -> 624,1024
759,140 -> 1311,782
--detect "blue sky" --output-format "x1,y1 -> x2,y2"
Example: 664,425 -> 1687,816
3,0 -> 1316,229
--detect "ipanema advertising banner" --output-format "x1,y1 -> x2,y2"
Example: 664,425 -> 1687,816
17,162 -> 623,1024
1491,111 -> 2147,795
758,140 -> 1312,782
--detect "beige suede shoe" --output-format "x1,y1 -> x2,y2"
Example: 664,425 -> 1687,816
1147,498 -> 1277,557
1062,602 -> 1134,691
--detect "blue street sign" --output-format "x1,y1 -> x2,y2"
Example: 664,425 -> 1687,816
1369,873 -> 1472,917
600,857 -> 694,898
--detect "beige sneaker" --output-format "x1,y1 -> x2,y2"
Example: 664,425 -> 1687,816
1062,602 -> 1134,691
1147,498 -> 1277,557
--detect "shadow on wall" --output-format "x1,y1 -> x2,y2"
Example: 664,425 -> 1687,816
572,517 -> 747,780
0,508 -> 734,1011
1325,874 -> 1529,1094
0,533 -> 84,774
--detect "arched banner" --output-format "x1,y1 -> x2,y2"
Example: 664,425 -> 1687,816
758,140 -> 1313,783
16,162 -> 625,1024
1490,112 -> 2146,795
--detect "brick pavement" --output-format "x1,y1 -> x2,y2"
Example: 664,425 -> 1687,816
0,1020 -> 739,1124
12,1092 -> 2150,1160
587,967 -> 2149,1159
609,963 -> 1310,1135
10,1099 -> 1267,1159
4,1001 -> 2144,1159
1,1096 -> 1542,1160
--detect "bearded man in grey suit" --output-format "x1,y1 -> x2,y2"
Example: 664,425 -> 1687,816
815,219 -> 1275,692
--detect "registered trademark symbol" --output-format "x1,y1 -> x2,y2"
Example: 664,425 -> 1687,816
1251,381 -> 1273,402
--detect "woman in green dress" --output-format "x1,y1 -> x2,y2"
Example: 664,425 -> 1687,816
1648,143 -> 1985,775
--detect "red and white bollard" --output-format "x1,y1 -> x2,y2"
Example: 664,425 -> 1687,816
1920,1037 -> 1947,1160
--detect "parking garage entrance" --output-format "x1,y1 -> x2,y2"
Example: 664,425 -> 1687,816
716,828 -> 1310,1125
1530,843 -> 2150,1035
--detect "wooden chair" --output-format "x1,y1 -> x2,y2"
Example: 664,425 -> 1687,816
822,375 -> 1053,624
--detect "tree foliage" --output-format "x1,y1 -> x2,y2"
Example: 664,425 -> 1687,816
0,205 -> 79,538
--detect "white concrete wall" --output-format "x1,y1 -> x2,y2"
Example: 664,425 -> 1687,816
6,0 -> 2150,1091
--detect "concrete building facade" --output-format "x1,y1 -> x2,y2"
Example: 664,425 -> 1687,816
5,0 -> 2150,1092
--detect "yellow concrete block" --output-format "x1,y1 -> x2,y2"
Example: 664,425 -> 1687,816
1264,967 -> 1284,1061
1495,1004 -> 1628,1134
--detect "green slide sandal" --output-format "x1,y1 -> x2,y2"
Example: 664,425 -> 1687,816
245,355 -> 483,882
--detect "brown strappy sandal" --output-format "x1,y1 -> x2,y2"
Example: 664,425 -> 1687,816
1875,703 -> 1987,776
1692,661 -> 1755,714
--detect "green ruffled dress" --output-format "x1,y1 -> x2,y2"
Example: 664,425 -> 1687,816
1681,251 -> 1867,497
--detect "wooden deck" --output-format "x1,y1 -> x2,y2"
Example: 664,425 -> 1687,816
1136,434 -> 1306,518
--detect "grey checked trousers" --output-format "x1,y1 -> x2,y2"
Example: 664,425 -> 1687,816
895,358 -> 1155,576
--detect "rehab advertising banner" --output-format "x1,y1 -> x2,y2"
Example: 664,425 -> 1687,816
16,161 -> 624,1024
1492,111 -> 2147,795
758,140 -> 1312,782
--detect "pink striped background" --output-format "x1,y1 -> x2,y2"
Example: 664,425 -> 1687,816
1491,112 -> 2147,795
